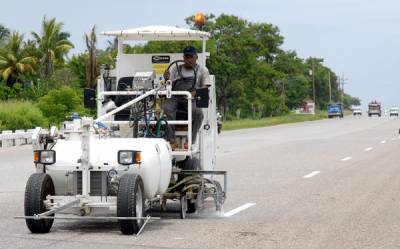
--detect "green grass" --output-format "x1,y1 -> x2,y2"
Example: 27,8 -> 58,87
222,111 -> 328,131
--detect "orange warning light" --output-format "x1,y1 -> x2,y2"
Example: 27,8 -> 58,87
194,12 -> 205,27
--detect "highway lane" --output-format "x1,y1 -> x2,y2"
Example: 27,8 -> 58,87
0,115 -> 400,248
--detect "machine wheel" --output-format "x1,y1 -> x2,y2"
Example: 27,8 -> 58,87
187,199 -> 196,213
213,180 -> 224,211
180,195 -> 187,219
24,173 -> 55,233
117,173 -> 145,235
182,157 -> 199,170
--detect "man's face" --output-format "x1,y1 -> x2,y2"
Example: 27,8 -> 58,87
183,54 -> 197,68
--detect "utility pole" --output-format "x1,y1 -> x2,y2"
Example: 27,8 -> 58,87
328,71 -> 332,103
339,74 -> 347,105
312,63 -> 316,105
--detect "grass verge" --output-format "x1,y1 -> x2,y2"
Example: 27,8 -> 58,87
0,100 -> 48,132
222,111 -> 327,131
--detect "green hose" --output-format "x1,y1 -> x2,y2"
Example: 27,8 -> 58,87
155,111 -> 164,137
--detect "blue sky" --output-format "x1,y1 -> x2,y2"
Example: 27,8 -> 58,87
2,0 -> 400,108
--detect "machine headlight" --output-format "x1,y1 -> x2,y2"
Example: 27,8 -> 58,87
34,150 -> 56,165
118,150 -> 141,165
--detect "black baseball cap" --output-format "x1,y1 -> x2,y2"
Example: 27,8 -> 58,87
183,46 -> 197,56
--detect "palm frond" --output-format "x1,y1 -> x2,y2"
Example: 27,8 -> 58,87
2,67 -> 12,80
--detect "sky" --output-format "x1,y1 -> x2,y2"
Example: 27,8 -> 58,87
2,0 -> 400,109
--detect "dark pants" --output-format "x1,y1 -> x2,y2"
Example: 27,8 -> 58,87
162,97 -> 203,144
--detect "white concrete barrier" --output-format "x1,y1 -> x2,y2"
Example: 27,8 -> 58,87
0,129 -> 37,148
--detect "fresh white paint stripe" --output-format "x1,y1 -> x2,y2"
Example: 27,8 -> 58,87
381,140 -> 386,144
364,147 -> 373,152
224,203 -> 256,217
341,156 -> 352,161
303,171 -> 320,178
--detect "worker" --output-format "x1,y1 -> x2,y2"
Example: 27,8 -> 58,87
162,46 -> 211,148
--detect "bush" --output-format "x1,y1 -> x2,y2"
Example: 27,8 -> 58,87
37,86 -> 84,125
0,100 -> 48,132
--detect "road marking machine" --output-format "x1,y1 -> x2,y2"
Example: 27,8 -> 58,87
16,26 -> 226,235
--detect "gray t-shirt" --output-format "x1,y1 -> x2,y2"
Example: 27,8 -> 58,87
169,63 -> 211,89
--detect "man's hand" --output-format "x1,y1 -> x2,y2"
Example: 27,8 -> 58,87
191,90 -> 196,98
163,70 -> 170,80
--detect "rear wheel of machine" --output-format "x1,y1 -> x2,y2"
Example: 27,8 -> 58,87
24,173 -> 55,233
212,180 -> 224,211
187,199 -> 196,213
117,173 -> 145,235
180,195 -> 187,219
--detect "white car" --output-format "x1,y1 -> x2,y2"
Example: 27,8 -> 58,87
389,107 -> 399,117
352,107 -> 362,116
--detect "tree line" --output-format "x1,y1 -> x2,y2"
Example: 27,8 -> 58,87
0,14 -> 360,127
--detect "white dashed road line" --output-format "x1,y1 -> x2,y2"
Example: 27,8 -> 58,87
224,203 -> 256,217
364,147 -> 373,152
381,140 -> 386,144
303,171 -> 321,178
341,156 -> 352,161
391,138 -> 396,141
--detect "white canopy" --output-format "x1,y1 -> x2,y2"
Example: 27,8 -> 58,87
101,25 -> 210,41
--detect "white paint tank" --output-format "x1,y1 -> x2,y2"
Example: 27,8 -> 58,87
53,137 -> 172,198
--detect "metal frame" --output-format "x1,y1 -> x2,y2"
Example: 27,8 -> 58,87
97,89 -> 194,156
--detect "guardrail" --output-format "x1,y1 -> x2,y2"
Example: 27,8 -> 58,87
0,129 -> 38,148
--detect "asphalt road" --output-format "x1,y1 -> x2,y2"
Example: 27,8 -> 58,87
1,115 -> 400,249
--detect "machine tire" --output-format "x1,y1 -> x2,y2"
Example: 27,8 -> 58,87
213,180 -> 224,211
117,173 -> 145,235
24,173 -> 55,233
187,199 -> 196,213
180,195 -> 187,219
182,157 -> 199,171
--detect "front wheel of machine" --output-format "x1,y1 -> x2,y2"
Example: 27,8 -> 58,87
24,173 -> 55,233
117,173 -> 145,235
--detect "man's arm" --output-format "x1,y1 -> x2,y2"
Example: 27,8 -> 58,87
163,64 -> 178,81
199,66 -> 212,88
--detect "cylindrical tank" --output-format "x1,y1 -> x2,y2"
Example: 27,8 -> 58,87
50,137 -> 172,199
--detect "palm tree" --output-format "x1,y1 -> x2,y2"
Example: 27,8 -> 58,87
32,17 -> 74,79
0,24 -> 10,45
85,25 -> 97,89
0,32 -> 37,86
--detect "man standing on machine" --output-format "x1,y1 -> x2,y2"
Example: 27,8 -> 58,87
162,46 -> 211,149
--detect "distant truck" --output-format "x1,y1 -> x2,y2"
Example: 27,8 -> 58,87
328,103 -> 344,118
352,106 -> 362,116
389,107 -> 399,117
368,101 -> 381,117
